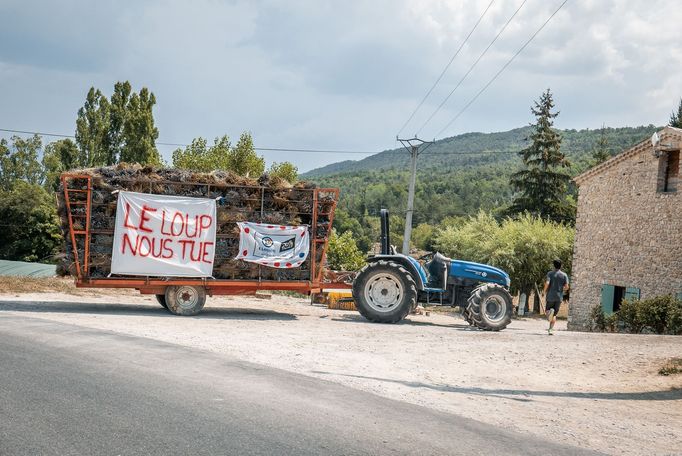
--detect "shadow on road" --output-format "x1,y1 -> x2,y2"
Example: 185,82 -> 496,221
330,313 -> 524,331
312,371 -> 682,402
0,300 -> 297,321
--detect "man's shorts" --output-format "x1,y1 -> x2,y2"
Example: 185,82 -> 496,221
546,300 -> 561,315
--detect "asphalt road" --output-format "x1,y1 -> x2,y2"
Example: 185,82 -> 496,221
0,315 -> 598,455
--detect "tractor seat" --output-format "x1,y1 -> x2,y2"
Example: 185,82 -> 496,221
426,252 -> 450,289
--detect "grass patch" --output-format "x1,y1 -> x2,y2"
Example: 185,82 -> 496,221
659,358 -> 682,376
0,276 -> 76,294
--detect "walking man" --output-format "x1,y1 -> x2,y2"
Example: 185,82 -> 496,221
543,259 -> 569,335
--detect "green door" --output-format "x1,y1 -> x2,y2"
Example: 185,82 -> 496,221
624,287 -> 640,302
601,285 -> 615,314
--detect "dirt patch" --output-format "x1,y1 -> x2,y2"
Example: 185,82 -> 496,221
0,286 -> 680,455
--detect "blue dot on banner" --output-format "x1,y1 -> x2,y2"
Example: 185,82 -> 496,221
299,253 -> 305,258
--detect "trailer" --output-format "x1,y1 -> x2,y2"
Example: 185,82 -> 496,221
59,169 -> 349,315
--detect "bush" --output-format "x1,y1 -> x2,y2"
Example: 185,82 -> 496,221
589,295 -> 682,335
618,299 -> 644,333
639,295 -> 674,334
433,211 -> 574,296
0,181 -> 62,262
326,229 -> 366,271
589,303 -> 606,331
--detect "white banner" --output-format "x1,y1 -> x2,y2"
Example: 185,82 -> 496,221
111,191 -> 216,277
236,222 -> 309,268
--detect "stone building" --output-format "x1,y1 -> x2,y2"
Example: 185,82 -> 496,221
568,126 -> 682,330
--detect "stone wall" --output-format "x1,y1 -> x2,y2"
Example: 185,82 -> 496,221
568,128 -> 682,330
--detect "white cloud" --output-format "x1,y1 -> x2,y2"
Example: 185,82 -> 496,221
0,0 -> 680,171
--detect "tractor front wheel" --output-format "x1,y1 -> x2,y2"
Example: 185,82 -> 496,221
352,261 -> 417,323
467,283 -> 512,331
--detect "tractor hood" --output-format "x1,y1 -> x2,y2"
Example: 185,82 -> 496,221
450,260 -> 511,287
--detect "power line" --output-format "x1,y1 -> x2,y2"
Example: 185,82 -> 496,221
396,0 -> 496,137
436,0 -> 570,138
0,128 -> 377,155
416,0 -> 528,136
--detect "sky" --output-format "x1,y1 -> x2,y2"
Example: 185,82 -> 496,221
0,0 -> 681,172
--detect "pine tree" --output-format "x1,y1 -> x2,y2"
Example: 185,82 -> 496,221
670,98 -> 682,128
592,124 -> 610,165
509,89 -> 574,224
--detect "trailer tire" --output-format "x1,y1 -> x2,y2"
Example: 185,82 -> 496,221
164,286 -> 206,316
352,260 -> 417,323
466,283 -> 512,331
155,294 -> 168,309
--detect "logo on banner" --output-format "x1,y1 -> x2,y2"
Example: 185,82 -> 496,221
237,222 -> 309,268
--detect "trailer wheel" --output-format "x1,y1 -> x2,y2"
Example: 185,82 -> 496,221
352,260 -> 417,323
466,283 -> 512,331
164,286 -> 206,316
155,294 -> 168,309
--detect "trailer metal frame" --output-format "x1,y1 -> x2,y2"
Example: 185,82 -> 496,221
60,173 -> 351,297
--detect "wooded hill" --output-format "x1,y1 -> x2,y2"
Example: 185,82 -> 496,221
303,125 -> 658,251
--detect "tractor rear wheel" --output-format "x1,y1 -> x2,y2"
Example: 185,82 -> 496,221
466,283 -> 512,331
352,260 -> 417,323
164,285 -> 206,316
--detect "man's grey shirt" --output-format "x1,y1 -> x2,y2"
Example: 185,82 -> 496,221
546,269 -> 569,303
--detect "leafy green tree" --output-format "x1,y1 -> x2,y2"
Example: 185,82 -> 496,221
411,222 -> 435,251
509,89 -> 574,223
269,161 -> 298,183
670,98 -> 682,128
326,229 -> 366,271
42,139 -> 79,192
0,181 -> 62,262
75,88 -> 111,166
75,82 -> 160,166
172,136 -> 232,171
120,88 -> 161,165
228,132 -> 264,177
591,124 -> 610,165
0,135 -> 43,190
434,211 -> 574,300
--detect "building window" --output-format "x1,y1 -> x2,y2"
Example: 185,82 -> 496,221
658,150 -> 679,192
601,285 -> 640,313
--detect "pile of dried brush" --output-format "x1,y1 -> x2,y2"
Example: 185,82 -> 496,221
56,163 -> 337,280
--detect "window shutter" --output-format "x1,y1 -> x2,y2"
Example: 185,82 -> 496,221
601,285 -> 615,314
624,287 -> 640,301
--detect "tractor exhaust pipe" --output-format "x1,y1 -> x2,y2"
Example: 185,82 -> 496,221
380,209 -> 390,255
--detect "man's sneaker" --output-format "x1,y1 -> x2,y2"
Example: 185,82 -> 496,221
548,328 -> 554,335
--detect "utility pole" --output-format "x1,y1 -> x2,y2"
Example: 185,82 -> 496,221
397,137 -> 434,255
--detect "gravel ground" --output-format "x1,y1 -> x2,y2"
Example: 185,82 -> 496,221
1,284 -> 680,456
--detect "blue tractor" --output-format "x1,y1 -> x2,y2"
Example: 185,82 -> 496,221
352,210 -> 513,331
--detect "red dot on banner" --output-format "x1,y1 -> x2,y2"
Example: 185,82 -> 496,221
242,249 -> 248,256
244,227 -> 250,233
267,225 -> 274,229
301,232 -> 305,237
280,226 -> 286,230
286,263 -> 292,268
274,262 -> 280,267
